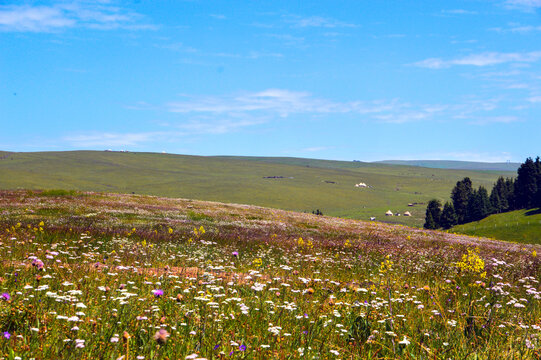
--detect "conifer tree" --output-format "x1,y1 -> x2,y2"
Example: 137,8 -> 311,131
535,157 -> 541,208
515,157 -> 538,208
451,177 -> 473,224
440,202 -> 458,229
424,199 -> 442,229
505,177 -> 516,210
490,177 -> 513,213
466,186 -> 491,222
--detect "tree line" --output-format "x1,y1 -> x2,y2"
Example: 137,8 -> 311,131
424,157 -> 541,230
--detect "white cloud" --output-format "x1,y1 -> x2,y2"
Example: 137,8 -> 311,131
509,25 -> 541,32
166,90 -> 428,122
441,9 -> 478,15
528,95 -> 541,102
162,89 -> 519,126
178,118 -> 266,135
167,89 -> 345,116
0,5 -> 74,31
468,116 -> 520,125
414,51 -> 541,68
284,15 -> 357,29
491,24 -> 541,33
0,2 -> 154,32
266,33 -> 306,46
209,14 -> 226,20
64,132 -> 162,147
301,146 -> 331,152
504,0 -> 541,11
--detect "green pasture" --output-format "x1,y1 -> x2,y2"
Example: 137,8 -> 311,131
452,208 -> 541,244
0,150 -> 514,227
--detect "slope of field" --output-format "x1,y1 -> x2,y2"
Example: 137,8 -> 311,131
376,160 -> 520,172
451,208 -> 541,244
0,151 -> 515,227
0,190 -> 539,359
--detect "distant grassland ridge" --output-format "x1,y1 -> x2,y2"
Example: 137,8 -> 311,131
0,150 -> 515,227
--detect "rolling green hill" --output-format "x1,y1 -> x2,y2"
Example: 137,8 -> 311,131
0,150 -> 515,227
451,208 -> 541,244
376,159 -> 520,172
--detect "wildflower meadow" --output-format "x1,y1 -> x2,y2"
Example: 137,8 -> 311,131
0,190 -> 539,359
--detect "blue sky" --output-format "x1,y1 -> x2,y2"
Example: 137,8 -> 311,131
1,0 -> 540,162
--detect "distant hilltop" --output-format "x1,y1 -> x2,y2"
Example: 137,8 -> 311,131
374,160 -> 521,172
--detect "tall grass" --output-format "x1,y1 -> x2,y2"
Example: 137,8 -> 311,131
0,191 -> 539,359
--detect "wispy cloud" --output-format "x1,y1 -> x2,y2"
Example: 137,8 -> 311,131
414,51 -> 541,69
491,24 -> 541,33
508,25 -> 541,32
468,115 -> 520,125
162,89 -> 507,125
167,89 -> 345,116
266,33 -> 306,46
157,43 -> 282,60
441,9 -> 478,15
503,0 -> 541,11
64,131 -> 163,147
283,15 -> 357,29
0,1 -> 154,32
301,146 -> 332,152
177,117 -> 266,135
209,14 -> 226,20
166,89 -> 418,120
528,95 -> 541,102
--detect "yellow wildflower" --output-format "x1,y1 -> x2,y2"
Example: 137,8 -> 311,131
252,258 -> 263,267
456,248 -> 485,276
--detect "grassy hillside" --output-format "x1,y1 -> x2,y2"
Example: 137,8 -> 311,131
376,160 -> 520,172
452,208 -> 541,244
0,190 -> 539,359
0,151 -> 515,227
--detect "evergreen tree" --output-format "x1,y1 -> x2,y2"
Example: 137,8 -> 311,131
424,212 -> 436,230
467,186 -> 491,222
424,199 -> 442,229
535,157 -> 541,208
490,177 -> 513,213
478,186 -> 491,217
451,177 -> 473,224
505,177 -> 516,210
515,157 -> 539,208
465,189 -> 478,223
489,178 -> 503,213
440,202 -> 458,229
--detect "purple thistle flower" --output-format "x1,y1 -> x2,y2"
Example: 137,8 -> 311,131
0,293 -> 10,301
32,258 -> 44,270
232,251 -> 239,257
3,332 -> 10,339
152,289 -> 164,297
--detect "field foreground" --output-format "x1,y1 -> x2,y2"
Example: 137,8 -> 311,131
0,190 -> 540,359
